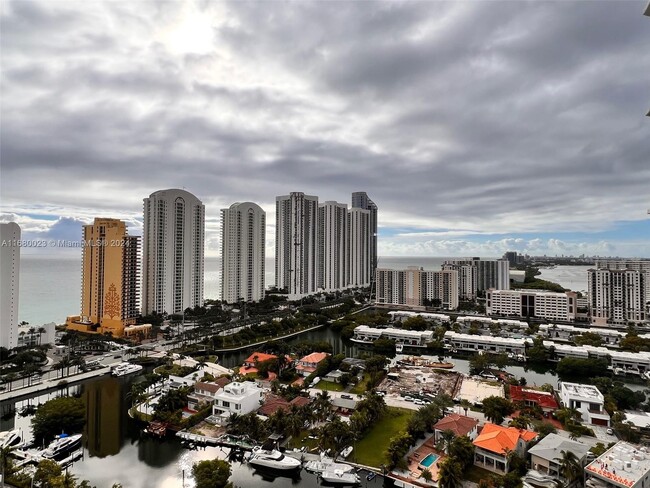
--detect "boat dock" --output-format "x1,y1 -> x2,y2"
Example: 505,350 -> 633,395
176,432 -> 256,451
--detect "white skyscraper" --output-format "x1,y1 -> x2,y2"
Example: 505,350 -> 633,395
221,202 -> 266,303
348,207 -> 370,288
275,192 -> 319,299
142,189 -> 205,315
351,192 -> 378,281
0,222 -> 20,349
318,201 -> 348,292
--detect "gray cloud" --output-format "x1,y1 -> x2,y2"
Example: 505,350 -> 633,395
1,0 -> 649,257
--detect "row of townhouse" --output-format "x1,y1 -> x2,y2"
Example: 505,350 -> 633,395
539,323 -> 650,346
388,310 -> 451,324
442,332 -> 650,373
351,325 -> 435,347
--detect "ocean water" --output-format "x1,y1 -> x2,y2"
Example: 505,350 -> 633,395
17,255 -> 587,326
536,265 -> 591,293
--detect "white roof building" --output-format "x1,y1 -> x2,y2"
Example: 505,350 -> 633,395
559,382 -> 610,426
585,442 -> 650,488
352,325 -> 434,347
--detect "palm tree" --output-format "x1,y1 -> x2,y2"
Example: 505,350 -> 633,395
460,399 -> 471,416
437,429 -> 456,454
421,468 -> 433,483
37,327 -> 47,346
556,449 -> 582,487
438,458 -> 463,488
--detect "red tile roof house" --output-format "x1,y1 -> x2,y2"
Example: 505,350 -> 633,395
296,352 -> 330,377
186,377 -> 231,414
240,352 -> 278,375
472,423 -> 538,474
509,385 -> 559,415
257,394 -> 313,418
433,414 -> 479,444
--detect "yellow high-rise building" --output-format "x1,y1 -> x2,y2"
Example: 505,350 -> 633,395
66,218 -> 140,337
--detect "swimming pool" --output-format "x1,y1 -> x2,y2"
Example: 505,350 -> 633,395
420,453 -> 439,468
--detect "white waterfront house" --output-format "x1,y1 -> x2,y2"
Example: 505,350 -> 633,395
352,325 -> 434,347
211,381 -> 264,425
538,324 -> 628,345
559,382 -> 610,426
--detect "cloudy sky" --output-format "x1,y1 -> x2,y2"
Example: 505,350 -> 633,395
1,0 -> 649,258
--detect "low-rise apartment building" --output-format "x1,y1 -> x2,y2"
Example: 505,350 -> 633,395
487,289 -> 577,321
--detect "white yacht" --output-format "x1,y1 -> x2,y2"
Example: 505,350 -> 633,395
111,363 -> 143,377
0,429 -> 22,448
321,467 -> 360,485
305,455 -> 353,474
42,434 -> 82,459
248,446 -> 301,471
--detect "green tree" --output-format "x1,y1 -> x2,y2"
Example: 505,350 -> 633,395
192,459 -> 233,488
556,449 -> 582,487
421,468 -> 433,482
448,435 -> 475,470
438,458 -> 463,488
482,396 -> 515,425
385,431 -> 413,470
437,429 -> 456,454
32,397 -> 86,444
33,459 -> 63,488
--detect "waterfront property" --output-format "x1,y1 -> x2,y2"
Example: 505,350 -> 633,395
443,331 -> 650,373
444,331 -> 528,356
388,311 -> 451,324
585,441 -> 650,488
457,377 -> 505,406
187,378 -> 231,413
538,324 -> 627,345
295,352 -> 330,376
66,218 -> 141,338
588,268 -> 647,326
433,413 -> 478,443
559,382 -> 610,426
509,385 -> 559,415
389,431 -> 444,486
473,423 -> 537,473
352,325 -> 434,347
527,433 -> 590,483
210,381 -> 265,425
455,316 -> 528,330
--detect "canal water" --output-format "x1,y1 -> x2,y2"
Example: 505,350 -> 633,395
2,326 -> 646,487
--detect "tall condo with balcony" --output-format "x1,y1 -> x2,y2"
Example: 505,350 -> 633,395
142,189 -> 205,315
444,257 -> 510,294
66,218 -> 140,337
348,207 -> 371,288
589,268 -> 647,325
275,192 -> 319,299
0,222 -> 20,349
317,201 -> 348,292
221,202 -> 266,303
351,192 -> 378,281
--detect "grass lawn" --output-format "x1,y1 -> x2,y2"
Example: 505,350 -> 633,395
354,407 -> 414,467
287,430 -> 320,451
466,465 -> 501,484
315,380 -> 344,392
350,373 -> 370,394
